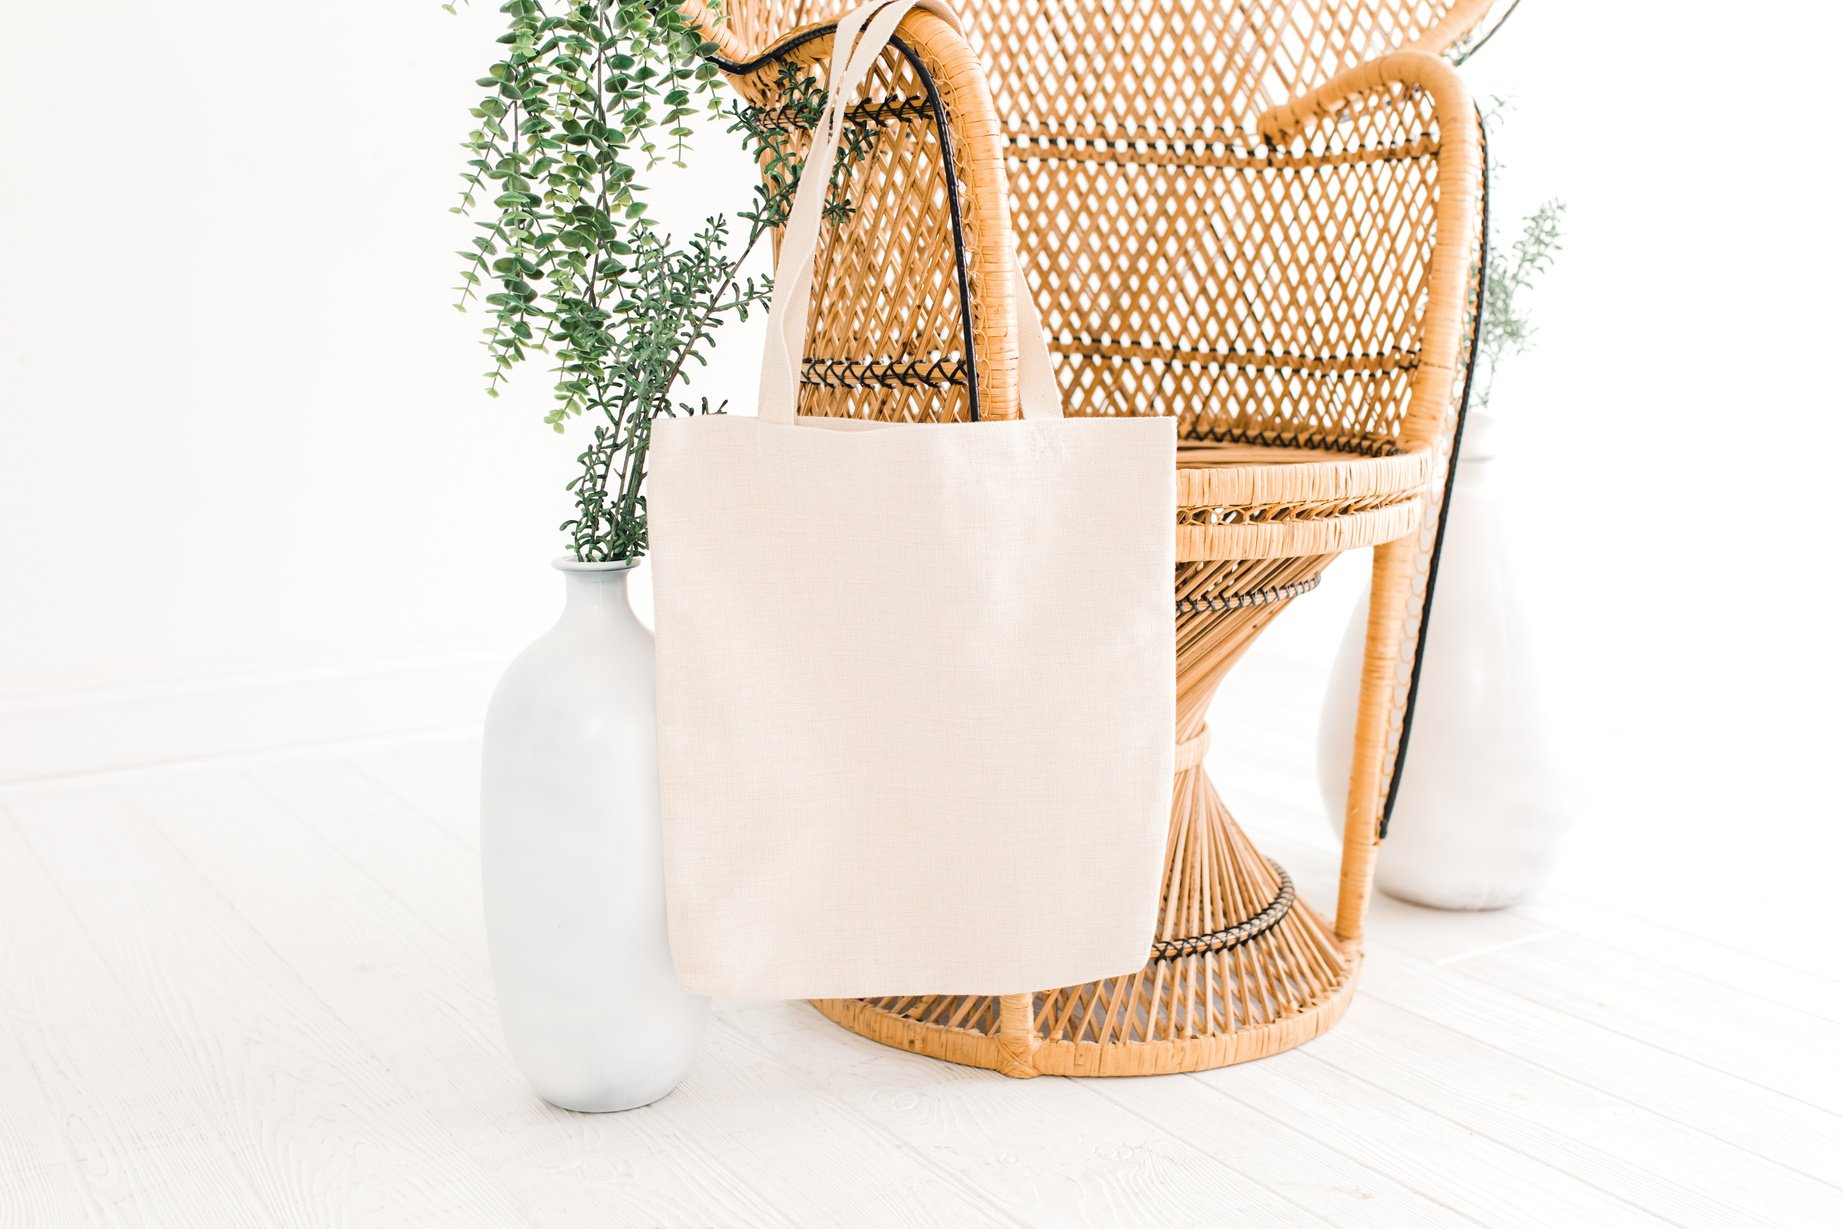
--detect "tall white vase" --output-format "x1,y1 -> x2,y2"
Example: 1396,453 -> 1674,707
1318,418 -> 1570,910
481,559 -> 708,1111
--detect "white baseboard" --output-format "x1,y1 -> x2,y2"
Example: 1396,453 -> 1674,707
0,631 -> 1328,788
0,645 -> 519,785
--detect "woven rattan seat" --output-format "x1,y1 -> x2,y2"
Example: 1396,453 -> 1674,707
1177,442 -> 1433,559
690,0 -> 1490,1076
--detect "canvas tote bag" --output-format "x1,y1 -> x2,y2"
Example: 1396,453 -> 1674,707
650,0 -> 1175,1000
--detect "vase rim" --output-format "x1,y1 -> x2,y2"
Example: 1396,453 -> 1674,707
552,556 -> 639,574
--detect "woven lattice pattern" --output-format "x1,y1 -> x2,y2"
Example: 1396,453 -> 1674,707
963,0 -> 1476,131
994,72 -> 1443,450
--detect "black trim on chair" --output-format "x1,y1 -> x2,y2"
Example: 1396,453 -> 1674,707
1379,107 -> 1489,840
713,27 -> 983,421
1148,860 -> 1297,960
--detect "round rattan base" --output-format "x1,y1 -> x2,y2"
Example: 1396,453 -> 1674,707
811,946 -> 1360,1078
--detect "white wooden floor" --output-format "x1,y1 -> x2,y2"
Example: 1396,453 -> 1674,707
3,727 -> 1840,1228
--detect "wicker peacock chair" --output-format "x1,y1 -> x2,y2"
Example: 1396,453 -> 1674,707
687,0 -> 1493,1077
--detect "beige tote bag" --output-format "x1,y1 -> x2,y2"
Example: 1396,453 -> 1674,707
650,0 -> 1175,1000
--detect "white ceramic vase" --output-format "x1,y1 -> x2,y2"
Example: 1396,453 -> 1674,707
1317,417 -> 1570,910
481,559 -> 708,1111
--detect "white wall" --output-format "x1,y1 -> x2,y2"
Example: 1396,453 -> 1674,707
4,1 -> 1840,954
4,4 -> 536,688
0,1 -> 762,773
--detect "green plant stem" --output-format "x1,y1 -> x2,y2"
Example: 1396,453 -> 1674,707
455,6 -> 865,560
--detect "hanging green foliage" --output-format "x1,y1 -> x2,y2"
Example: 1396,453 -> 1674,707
452,1 -> 876,561
1474,99 -> 1565,414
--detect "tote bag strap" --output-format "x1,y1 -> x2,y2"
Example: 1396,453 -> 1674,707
757,0 -> 1062,426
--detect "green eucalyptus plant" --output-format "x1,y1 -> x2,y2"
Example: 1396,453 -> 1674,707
1451,6 -> 1566,416
1474,100 -> 1565,414
452,0 -> 874,561
1476,192 -> 1564,413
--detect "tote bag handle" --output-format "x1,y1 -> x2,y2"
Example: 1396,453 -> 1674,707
757,0 -> 1063,426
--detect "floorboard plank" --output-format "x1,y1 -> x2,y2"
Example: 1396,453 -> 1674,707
252,758 -> 487,968
0,806 -> 269,1227
1192,1018 -> 1679,1229
1071,1071 -> 1484,1227
660,1018 -> 1012,1227
1307,991 -> 1839,1226
1354,950 -> 1843,1189
227,764 -> 1002,1227
11,786 -> 534,1228
349,740 -> 483,850
1445,933 -> 1843,1112
1513,894 -> 1843,1021
720,999 -> 1318,1229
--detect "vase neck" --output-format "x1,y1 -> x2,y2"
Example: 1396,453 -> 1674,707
555,564 -> 635,628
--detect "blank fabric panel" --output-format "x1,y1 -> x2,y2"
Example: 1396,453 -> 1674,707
649,0 -> 1175,1000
